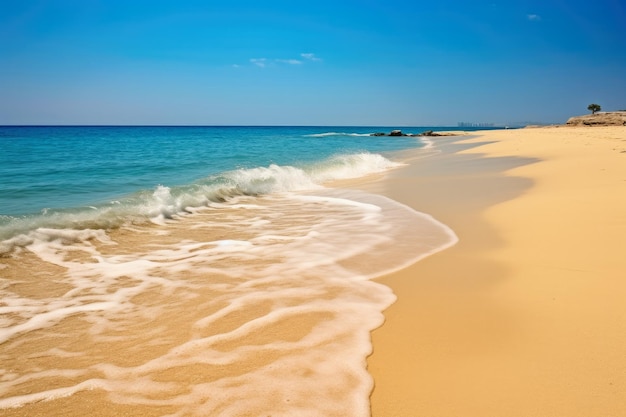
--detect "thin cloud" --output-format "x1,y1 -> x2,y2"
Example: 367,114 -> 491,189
250,58 -> 267,68
301,53 -> 322,62
276,59 -> 303,65
527,14 -> 541,21
248,54 -> 321,68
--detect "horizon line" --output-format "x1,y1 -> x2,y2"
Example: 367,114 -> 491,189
0,123 -> 518,128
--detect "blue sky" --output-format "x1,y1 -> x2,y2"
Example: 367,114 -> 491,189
1,0 -> 625,126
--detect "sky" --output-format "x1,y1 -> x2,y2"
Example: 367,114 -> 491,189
1,0 -> 625,126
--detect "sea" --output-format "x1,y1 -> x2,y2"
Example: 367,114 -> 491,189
0,125 -> 473,416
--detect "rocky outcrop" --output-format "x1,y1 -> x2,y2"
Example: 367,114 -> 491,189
418,130 -> 447,136
369,129 -> 465,137
370,130 -> 411,137
566,112 -> 626,126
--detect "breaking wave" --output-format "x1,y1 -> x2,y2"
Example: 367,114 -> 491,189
0,153 -> 402,253
304,132 -> 373,138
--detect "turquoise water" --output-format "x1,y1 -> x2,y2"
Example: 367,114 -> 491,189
0,126 -> 469,242
1,126 -> 432,217
0,125 -> 464,416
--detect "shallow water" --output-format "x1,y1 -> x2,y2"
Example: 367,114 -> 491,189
0,126 -> 459,415
1,188 -> 456,416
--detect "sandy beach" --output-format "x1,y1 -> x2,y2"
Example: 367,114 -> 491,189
367,126 -> 626,416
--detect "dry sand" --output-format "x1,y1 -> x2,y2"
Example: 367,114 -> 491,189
366,126 -> 626,416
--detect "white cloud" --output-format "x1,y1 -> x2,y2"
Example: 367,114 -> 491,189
301,53 -> 322,61
276,59 -> 303,65
250,58 -> 268,68
527,14 -> 541,21
249,54 -> 321,68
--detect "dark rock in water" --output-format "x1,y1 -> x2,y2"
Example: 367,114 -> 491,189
416,130 -> 463,137
370,129 -> 420,137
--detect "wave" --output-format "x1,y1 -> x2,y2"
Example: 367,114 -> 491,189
304,132 -> 373,137
0,153 -> 403,253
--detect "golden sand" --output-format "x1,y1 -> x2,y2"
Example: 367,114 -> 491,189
367,126 -> 626,416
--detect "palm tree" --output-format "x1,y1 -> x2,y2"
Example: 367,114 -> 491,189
587,103 -> 601,114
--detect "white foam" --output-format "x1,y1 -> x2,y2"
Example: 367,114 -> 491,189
224,164 -> 322,194
309,153 -> 404,183
0,153 -> 404,253
304,132 -> 372,137
0,187 -> 457,415
0,302 -> 119,344
0,379 -> 109,409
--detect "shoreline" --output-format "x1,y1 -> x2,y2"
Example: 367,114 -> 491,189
365,126 -> 626,416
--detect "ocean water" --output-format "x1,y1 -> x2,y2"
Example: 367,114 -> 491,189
0,126 -> 460,416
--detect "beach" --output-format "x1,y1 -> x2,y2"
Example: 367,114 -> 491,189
0,126 -> 455,416
2,125 -> 625,416
367,126 -> 626,416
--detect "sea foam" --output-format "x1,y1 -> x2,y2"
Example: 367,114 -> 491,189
0,142 -> 458,416
304,132 -> 373,137
0,184 -> 456,416
0,152 -> 401,252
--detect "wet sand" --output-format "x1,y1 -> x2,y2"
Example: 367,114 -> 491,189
367,126 -> 626,416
